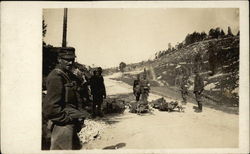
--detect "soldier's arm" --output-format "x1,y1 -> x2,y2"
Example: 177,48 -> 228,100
101,76 -> 106,97
200,76 -> 205,89
133,80 -> 136,88
43,75 -> 73,125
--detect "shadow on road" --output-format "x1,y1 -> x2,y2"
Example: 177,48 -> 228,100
103,142 -> 126,149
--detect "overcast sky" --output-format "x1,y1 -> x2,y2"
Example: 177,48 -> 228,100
43,8 -> 239,68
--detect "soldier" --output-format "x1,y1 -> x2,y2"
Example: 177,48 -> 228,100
140,73 -> 150,103
90,67 -> 106,118
133,74 -> 141,101
71,64 -> 91,110
193,70 -> 204,112
42,47 -> 89,150
208,41 -> 217,76
180,74 -> 189,105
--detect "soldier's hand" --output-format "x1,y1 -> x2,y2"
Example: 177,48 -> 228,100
76,118 -> 85,133
81,110 -> 91,119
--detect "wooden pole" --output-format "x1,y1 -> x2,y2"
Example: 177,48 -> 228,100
62,8 -> 68,47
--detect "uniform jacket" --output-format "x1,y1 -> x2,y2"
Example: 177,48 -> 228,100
194,74 -> 204,93
180,76 -> 189,91
140,78 -> 150,93
42,66 -> 85,126
133,79 -> 141,93
90,75 -> 106,97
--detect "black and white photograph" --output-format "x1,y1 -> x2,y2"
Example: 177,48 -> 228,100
1,1 -> 249,154
42,8 -> 241,150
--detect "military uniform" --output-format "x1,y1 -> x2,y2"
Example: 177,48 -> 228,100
180,75 -> 189,104
42,47 -> 88,150
140,77 -> 150,103
133,79 -> 141,101
90,68 -> 106,117
193,73 -> 204,111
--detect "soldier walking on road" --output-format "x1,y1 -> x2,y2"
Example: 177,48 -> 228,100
42,47 -> 90,150
90,67 -> 106,118
193,70 -> 204,112
133,74 -> 141,101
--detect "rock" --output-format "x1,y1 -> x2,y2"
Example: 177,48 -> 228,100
78,120 -> 108,144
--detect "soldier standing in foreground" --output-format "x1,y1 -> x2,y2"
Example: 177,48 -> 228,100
42,47 -> 89,150
90,67 -> 106,118
193,70 -> 205,112
133,74 -> 141,101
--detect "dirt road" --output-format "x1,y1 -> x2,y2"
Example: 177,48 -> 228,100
84,73 -> 239,149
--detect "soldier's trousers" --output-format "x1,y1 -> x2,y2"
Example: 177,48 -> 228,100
50,124 -> 81,150
134,93 -> 141,101
181,91 -> 188,104
141,91 -> 149,102
194,92 -> 203,111
93,95 -> 103,116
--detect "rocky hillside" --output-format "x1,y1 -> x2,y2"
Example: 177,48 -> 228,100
111,36 -> 239,106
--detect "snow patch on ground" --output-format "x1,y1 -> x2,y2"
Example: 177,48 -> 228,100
204,83 -> 216,91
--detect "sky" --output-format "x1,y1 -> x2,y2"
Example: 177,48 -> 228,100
43,8 -> 239,68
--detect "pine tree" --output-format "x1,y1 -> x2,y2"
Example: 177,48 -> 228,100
42,19 -> 47,38
215,27 -> 221,38
227,26 -> 234,36
220,29 -> 225,36
237,30 -> 240,36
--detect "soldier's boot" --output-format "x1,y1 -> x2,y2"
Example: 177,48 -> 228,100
92,104 -> 97,118
198,102 -> 202,112
199,103 -> 203,112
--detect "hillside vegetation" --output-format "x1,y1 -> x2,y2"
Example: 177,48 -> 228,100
110,36 -> 239,107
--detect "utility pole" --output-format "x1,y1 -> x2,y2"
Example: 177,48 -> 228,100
62,8 -> 68,47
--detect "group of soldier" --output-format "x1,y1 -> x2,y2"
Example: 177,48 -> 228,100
133,67 -> 205,113
42,47 -> 205,150
133,73 -> 151,103
42,47 -> 106,150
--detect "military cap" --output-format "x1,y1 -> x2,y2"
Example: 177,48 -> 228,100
97,67 -> 103,73
58,47 -> 76,59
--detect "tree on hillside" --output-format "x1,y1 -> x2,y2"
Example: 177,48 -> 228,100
220,29 -> 225,37
227,26 -> 234,36
43,19 -> 47,46
185,34 -> 191,45
200,31 -> 207,40
237,30 -> 240,36
176,42 -> 184,50
155,52 -> 158,59
168,43 -> 172,50
184,31 -> 208,46
208,28 -> 215,38
43,19 -> 47,38
119,62 -> 126,72
209,27 -> 221,39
